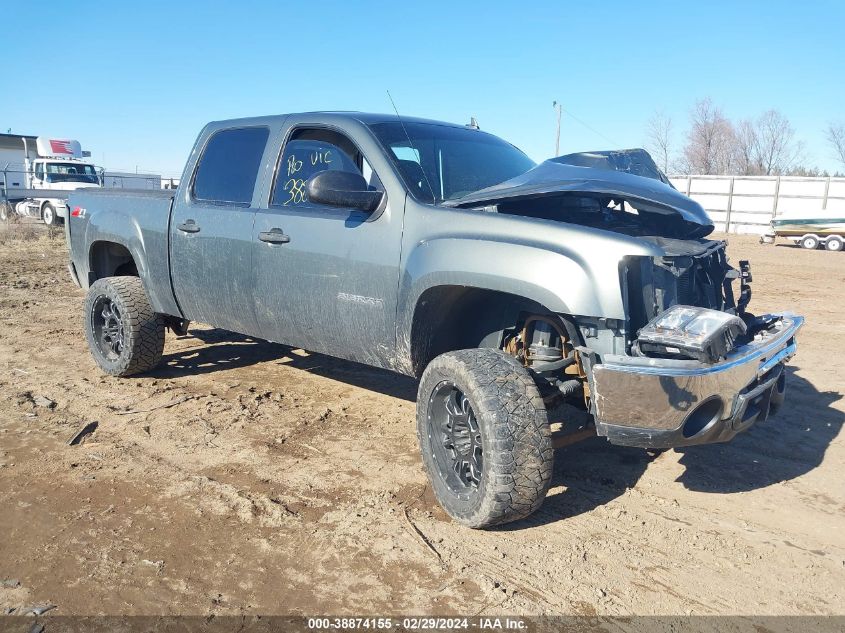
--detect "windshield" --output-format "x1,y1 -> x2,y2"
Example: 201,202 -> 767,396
44,162 -> 99,185
369,122 -> 535,203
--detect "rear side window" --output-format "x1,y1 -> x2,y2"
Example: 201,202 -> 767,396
193,127 -> 269,205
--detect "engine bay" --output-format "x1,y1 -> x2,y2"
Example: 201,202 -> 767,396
495,193 -> 712,240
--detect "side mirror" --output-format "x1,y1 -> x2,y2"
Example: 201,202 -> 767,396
306,170 -> 384,212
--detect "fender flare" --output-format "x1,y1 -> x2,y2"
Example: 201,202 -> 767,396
394,237 -> 621,374
84,212 -> 177,316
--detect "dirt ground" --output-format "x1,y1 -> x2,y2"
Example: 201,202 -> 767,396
0,221 -> 843,617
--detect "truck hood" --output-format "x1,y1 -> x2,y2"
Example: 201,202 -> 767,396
46,181 -> 101,191
445,149 -> 713,239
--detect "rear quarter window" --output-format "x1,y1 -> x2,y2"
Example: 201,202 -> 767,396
193,127 -> 269,205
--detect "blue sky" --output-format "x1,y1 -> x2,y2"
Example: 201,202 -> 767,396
3,1 -> 843,177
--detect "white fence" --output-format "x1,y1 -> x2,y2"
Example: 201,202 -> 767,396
668,175 -> 845,234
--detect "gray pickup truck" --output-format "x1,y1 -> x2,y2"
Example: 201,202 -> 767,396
66,112 -> 803,527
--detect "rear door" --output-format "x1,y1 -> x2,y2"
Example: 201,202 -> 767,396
251,123 -> 403,367
169,126 -> 270,334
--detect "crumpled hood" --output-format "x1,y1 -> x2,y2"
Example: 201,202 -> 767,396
444,148 -> 713,239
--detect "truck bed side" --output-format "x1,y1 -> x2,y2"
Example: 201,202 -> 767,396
66,188 -> 181,317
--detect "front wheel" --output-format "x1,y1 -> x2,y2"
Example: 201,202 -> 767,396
416,349 -> 554,528
41,202 -> 57,226
84,276 -> 166,376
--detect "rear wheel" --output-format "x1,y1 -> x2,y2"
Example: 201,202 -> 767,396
84,276 -> 166,376
416,348 -> 554,528
825,235 -> 843,252
800,234 -> 819,250
41,202 -> 56,226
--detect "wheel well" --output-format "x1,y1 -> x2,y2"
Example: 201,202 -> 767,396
89,241 -> 138,282
409,286 -> 574,377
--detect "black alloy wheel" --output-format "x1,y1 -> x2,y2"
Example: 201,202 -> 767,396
91,295 -> 125,361
415,348 -> 554,528
83,276 -> 166,376
427,382 -> 483,492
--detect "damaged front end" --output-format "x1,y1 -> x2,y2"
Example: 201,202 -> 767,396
450,149 -> 804,448
620,237 -> 755,363
593,241 -> 799,448
446,148 -> 715,240
622,238 -> 752,339
588,311 -> 802,448
594,235 -> 803,448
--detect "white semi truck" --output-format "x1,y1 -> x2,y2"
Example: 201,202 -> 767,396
0,133 -> 102,225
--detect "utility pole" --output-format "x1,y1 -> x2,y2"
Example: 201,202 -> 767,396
552,101 -> 562,156
552,101 -> 561,156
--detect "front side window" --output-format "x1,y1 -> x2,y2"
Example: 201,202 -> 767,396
369,122 -> 535,204
193,127 -> 269,205
271,128 -> 382,209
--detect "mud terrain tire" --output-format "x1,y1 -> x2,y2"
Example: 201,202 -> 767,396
84,276 -> 165,376
416,349 -> 554,528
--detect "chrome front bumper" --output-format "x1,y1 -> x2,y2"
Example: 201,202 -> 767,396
589,314 -> 804,448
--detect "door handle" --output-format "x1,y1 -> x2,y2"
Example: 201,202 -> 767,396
258,228 -> 291,244
177,219 -> 201,233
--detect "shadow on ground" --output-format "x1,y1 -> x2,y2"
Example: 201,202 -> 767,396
496,438 -> 658,530
674,367 -> 843,493
153,327 -> 418,401
506,367 -> 843,528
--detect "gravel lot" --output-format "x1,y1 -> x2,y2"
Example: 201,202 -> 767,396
0,222 -> 843,616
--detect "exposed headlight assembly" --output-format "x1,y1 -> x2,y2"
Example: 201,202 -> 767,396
636,305 -> 747,363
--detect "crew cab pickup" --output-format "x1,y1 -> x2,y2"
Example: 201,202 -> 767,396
66,112 -> 803,527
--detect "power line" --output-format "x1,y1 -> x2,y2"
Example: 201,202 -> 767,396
557,105 -> 619,147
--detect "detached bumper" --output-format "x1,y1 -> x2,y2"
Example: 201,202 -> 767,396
590,314 -> 803,448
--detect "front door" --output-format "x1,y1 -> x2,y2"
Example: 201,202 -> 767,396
251,126 -> 402,368
169,126 -> 269,335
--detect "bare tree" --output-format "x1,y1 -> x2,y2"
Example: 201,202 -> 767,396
682,98 -> 737,174
645,110 -> 673,173
787,165 -> 827,177
752,110 -> 803,175
680,103 -> 802,175
827,122 -> 845,167
734,119 -> 758,175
